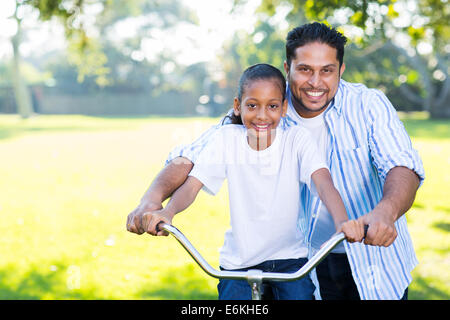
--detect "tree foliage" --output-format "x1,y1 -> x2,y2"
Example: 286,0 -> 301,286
250,0 -> 450,118
8,0 -> 209,116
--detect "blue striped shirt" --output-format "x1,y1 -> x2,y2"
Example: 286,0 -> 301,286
166,79 -> 425,300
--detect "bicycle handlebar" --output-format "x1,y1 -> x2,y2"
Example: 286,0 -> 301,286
159,223 -> 347,282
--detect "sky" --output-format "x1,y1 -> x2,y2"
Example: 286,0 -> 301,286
0,0 -> 262,65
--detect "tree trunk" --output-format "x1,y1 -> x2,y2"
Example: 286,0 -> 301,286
11,18 -> 33,119
429,94 -> 450,119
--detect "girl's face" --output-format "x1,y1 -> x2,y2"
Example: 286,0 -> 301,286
233,78 -> 287,150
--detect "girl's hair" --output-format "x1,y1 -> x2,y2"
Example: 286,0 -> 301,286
224,63 -> 286,125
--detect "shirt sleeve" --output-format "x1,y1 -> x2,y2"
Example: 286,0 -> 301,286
295,128 -> 329,194
188,128 -> 227,196
165,110 -> 233,165
366,89 -> 425,186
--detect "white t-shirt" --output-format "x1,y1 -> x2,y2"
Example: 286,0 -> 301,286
189,124 -> 328,270
286,105 -> 346,253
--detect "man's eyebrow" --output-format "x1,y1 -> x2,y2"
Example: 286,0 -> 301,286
295,63 -> 337,68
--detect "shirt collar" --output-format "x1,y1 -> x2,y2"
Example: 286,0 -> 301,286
331,79 -> 345,116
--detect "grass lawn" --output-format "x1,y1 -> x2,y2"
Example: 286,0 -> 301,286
0,113 -> 448,300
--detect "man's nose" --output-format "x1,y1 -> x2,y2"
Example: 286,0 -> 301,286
307,72 -> 321,87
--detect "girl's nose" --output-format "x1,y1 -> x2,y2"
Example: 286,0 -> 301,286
256,107 -> 268,120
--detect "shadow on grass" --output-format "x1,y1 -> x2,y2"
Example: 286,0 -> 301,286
0,114 -> 217,141
0,262 -> 216,300
433,222 -> 450,233
409,275 -> 450,300
0,124 -> 135,141
137,264 -> 217,300
0,115 -> 156,141
0,262 -> 100,300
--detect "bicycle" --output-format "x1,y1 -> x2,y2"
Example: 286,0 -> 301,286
156,223 -> 364,300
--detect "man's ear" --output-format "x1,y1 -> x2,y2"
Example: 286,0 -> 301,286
283,60 -> 289,76
233,97 -> 240,116
281,98 -> 288,117
339,62 -> 346,77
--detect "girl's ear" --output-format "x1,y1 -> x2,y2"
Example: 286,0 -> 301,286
281,98 -> 288,117
233,97 -> 241,116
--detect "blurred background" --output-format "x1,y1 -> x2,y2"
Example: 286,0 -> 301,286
1,0 -> 449,118
0,0 -> 448,300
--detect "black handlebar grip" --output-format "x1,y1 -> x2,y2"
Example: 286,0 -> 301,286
155,221 -> 164,233
363,225 -> 369,238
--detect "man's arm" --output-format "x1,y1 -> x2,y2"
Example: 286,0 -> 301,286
361,90 -> 424,246
142,176 -> 204,236
358,166 -> 420,246
126,157 -> 193,234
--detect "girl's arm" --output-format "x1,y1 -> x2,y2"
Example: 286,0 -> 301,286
311,168 -> 364,242
142,176 -> 204,236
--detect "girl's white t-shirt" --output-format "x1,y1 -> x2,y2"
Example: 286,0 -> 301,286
189,124 -> 328,270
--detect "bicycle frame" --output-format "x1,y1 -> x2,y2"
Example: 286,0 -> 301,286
159,223 -> 346,300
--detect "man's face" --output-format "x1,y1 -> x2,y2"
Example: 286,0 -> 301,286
284,42 -> 345,118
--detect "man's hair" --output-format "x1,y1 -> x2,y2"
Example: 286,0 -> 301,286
285,22 -> 347,69
226,63 -> 286,125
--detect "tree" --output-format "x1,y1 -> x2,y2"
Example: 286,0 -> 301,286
8,0 -> 202,117
252,0 -> 450,118
217,20 -> 287,110
11,3 -> 33,118
8,0 -> 101,118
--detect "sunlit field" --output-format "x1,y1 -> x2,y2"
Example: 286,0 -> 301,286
0,114 -> 448,300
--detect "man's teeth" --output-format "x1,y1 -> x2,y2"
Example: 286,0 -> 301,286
306,91 -> 324,97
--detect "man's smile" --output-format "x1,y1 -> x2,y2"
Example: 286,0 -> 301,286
302,89 -> 328,100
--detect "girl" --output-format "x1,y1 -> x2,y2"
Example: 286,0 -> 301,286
143,64 -> 363,300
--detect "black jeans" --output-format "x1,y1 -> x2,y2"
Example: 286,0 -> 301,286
316,253 -> 408,300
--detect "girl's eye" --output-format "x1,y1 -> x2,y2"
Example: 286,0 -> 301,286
247,104 -> 256,109
269,104 -> 279,109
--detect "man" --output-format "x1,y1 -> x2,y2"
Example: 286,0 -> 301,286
127,22 -> 424,300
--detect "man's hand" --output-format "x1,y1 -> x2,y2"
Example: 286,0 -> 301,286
126,201 -> 163,234
141,209 -> 174,236
357,204 -> 398,247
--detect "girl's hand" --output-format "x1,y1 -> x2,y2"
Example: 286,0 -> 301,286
142,209 -> 174,236
337,220 -> 365,243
